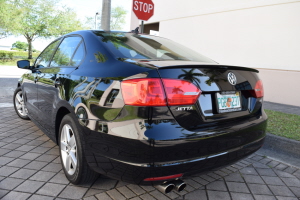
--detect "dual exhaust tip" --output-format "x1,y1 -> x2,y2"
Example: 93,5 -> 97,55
155,179 -> 186,194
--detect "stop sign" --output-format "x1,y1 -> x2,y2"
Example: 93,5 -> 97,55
132,0 -> 154,21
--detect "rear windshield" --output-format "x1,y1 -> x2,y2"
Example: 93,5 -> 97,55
94,32 -> 216,63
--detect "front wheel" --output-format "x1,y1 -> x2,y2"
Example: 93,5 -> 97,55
59,114 -> 98,184
13,87 -> 29,120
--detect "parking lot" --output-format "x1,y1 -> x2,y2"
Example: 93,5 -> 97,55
0,77 -> 300,200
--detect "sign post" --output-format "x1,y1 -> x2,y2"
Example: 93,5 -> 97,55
141,20 -> 144,33
132,0 -> 155,33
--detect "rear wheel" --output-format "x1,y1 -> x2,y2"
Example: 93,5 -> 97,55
13,87 -> 29,120
59,114 -> 98,184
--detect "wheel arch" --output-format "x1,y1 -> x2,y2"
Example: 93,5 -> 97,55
55,106 -> 71,144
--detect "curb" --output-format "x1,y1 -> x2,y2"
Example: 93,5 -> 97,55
261,133 -> 300,167
263,133 -> 300,155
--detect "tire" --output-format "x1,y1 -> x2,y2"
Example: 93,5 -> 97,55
13,87 -> 30,120
59,114 -> 98,184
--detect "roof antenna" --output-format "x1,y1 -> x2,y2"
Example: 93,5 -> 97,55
131,27 -> 139,34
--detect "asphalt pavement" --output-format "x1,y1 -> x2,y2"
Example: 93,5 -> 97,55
0,67 -> 300,200
264,101 -> 300,116
0,64 -> 25,103
0,65 -> 26,78
0,78 -> 19,102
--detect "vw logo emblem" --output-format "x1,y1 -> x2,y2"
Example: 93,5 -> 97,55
227,72 -> 237,85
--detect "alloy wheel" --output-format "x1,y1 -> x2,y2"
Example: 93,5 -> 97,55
60,124 -> 78,175
14,91 -> 28,117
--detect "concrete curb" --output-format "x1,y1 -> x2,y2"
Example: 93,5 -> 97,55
260,133 -> 300,167
263,133 -> 300,155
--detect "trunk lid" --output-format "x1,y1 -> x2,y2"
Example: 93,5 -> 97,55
151,62 -> 263,130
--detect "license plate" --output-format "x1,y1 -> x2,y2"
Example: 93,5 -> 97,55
216,91 -> 241,113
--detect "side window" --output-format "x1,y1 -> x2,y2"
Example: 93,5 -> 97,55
70,42 -> 85,67
50,37 -> 82,67
35,40 -> 60,68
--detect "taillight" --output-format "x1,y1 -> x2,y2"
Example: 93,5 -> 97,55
253,80 -> 264,98
121,78 -> 201,106
121,78 -> 167,106
162,79 -> 201,106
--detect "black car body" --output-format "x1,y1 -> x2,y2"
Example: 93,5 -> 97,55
14,30 -> 267,186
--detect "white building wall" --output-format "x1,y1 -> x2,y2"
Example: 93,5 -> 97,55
146,0 -> 300,71
131,0 -> 300,106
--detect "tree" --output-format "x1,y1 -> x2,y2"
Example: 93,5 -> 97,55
96,6 -> 127,30
0,0 -> 22,39
12,41 -> 29,51
0,0 -> 10,38
6,0 -> 85,59
110,6 -> 127,30
178,69 -> 204,88
84,17 -> 94,30
0,29 -> 9,39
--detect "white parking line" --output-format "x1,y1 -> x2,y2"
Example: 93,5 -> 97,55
0,65 -> 26,78
0,103 -> 14,107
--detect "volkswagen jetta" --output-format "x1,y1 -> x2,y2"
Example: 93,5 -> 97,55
14,30 -> 267,192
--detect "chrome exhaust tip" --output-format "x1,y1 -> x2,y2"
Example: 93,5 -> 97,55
155,182 -> 175,194
173,179 -> 187,192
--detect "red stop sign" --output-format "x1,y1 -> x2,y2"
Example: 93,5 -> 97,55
132,0 -> 154,21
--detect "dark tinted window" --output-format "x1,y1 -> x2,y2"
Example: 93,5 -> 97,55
95,32 -> 216,63
70,42 -> 85,67
35,40 -> 60,68
50,37 -> 82,67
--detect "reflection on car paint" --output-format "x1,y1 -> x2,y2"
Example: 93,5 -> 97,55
15,30 -> 267,185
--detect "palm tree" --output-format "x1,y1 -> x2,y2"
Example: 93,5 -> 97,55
172,86 -> 184,94
203,69 -> 227,86
178,69 -> 204,88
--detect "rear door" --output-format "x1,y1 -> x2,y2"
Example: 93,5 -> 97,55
36,36 -> 85,136
25,40 -> 61,119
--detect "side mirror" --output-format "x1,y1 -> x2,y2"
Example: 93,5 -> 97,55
17,60 -> 31,69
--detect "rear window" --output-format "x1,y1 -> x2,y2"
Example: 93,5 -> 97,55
50,36 -> 82,67
94,32 -> 216,63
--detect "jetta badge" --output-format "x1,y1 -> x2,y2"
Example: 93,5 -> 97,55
176,106 -> 193,111
227,72 -> 237,85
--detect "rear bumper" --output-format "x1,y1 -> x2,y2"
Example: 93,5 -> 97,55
87,136 -> 264,185
82,111 -> 267,185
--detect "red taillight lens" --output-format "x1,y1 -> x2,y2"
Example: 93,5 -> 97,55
253,80 -> 264,98
121,78 -> 201,106
144,173 -> 183,181
121,78 -> 167,106
162,79 -> 201,106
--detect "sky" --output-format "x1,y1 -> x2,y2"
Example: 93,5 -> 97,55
1,0 -> 132,51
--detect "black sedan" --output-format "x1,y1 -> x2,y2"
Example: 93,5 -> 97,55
14,30 -> 267,193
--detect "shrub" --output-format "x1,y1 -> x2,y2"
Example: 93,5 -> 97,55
0,50 -> 39,61
0,51 -> 15,61
8,52 -> 14,60
0,52 -> 6,60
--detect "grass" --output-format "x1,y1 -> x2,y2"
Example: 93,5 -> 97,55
114,106 -> 140,122
265,109 -> 300,141
0,59 -> 35,66
0,60 -> 19,66
94,107 -> 122,121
